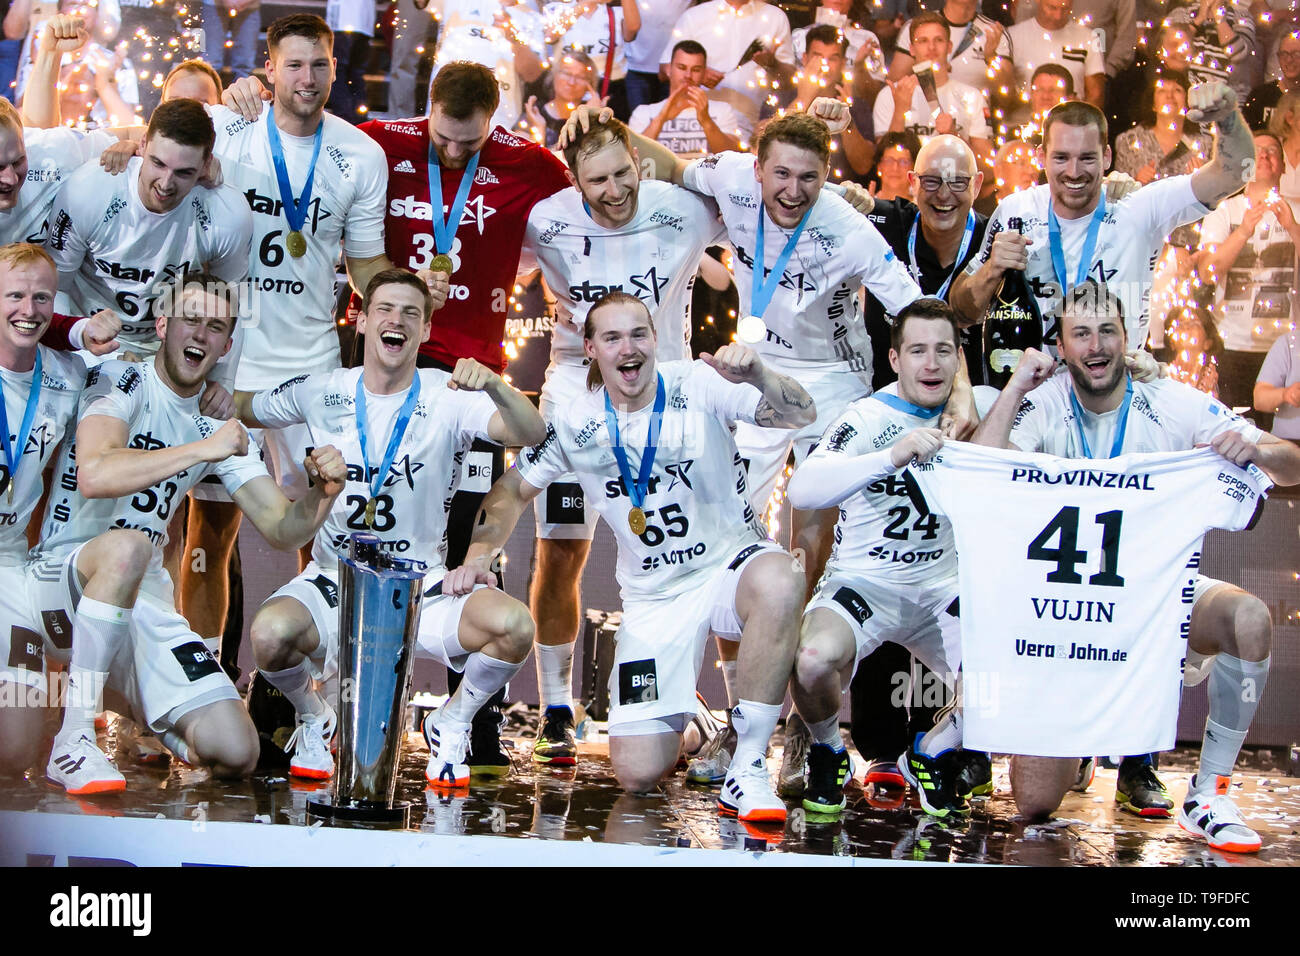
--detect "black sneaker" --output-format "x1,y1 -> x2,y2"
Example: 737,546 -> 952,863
899,736 -> 970,819
466,693 -> 512,777
802,744 -> 852,815
1115,755 -> 1173,818
953,750 -> 993,799
532,706 -> 577,766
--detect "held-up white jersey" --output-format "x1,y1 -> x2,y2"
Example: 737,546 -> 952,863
252,366 -> 497,575
36,360 -> 268,583
0,347 -> 85,566
514,359 -> 767,601
208,104 -> 389,390
45,158 -> 252,351
973,177 -> 1210,347
2,126 -> 114,246
523,181 -> 727,366
908,442 -> 1270,758
682,151 -> 920,376
1008,370 -> 1264,457
809,383 -> 997,585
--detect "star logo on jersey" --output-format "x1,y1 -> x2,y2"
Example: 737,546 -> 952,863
1089,259 -> 1117,283
628,267 -> 670,305
381,454 -> 424,491
459,195 -> 497,233
665,460 -> 694,491
23,423 -> 57,460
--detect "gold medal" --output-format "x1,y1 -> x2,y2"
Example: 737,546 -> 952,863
364,497 -> 377,528
287,230 -> 307,258
628,506 -> 647,535
430,253 -> 454,274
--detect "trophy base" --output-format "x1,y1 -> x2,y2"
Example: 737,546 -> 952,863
307,798 -> 412,827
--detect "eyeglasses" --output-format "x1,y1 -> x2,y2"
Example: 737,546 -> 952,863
917,175 -> 972,192
1278,51 -> 1300,62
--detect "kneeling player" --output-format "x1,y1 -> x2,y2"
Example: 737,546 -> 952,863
446,292 -> 814,822
238,271 -> 547,788
787,299 -> 997,818
973,281 -> 1300,851
32,273 -> 348,794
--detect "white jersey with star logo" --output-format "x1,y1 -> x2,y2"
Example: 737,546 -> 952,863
0,347 -> 84,566
514,359 -> 767,602
523,180 -> 727,366
2,126 -> 114,246
682,150 -> 920,378
908,441 -> 1270,757
208,104 -> 389,390
1007,369 -> 1263,457
807,382 -> 998,585
251,366 -> 497,576
44,157 -> 252,370
972,176 -> 1210,347
36,360 -> 268,584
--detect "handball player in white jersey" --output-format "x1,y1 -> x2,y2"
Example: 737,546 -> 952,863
44,98 -> 253,392
237,270 -> 547,787
29,272 -> 349,794
787,298 -> 998,819
519,116 -> 727,765
973,281 -> 1300,852
447,292 -> 815,823
0,245 -> 89,777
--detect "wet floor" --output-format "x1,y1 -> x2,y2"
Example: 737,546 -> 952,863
2,710 -> 1297,866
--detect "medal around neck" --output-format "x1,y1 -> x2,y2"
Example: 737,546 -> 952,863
737,314 -> 767,344
286,230 -> 307,258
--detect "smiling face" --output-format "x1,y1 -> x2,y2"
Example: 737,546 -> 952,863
910,136 -> 981,234
0,257 -> 56,368
1041,120 -> 1109,217
1030,72 -> 1071,117
889,315 -> 961,409
1152,77 -> 1187,123
156,285 -> 236,394
137,133 -> 208,214
570,137 -> 640,229
756,141 -> 828,228
266,34 -> 334,127
553,54 -> 593,105
1058,304 -> 1128,402
0,121 -> 28,212
584,299 -> 657,408
359,280 -> 432,375
1254,133 -> 1283,188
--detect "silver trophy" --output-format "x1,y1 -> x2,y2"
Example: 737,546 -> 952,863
308,533 -> 427,826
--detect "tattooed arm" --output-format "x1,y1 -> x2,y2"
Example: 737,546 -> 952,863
1188,81 -> 1256,207
700,343 -> 816,429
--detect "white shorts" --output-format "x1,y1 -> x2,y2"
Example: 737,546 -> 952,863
734,367 -> 870,514
268,561 -> 484,682
25,550 -> 238,732
608,541 -> 781,731
805,572 -> 962,684
0,564 -> 46,692
533,363 -> 599,541
1183,573 -> 1228,687
190,422 -> 313,502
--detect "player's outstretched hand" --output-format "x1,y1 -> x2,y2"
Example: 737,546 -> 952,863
203,418 -> 249,461
700,343 -> 760,384
890,427 -> 944,468
806,97 -> 851,135
304,444 -> 347,497
82,309 -> 121,356
199,381 -> 235,420
98,138 -> 141,175
222,75 -> 273,121
1007,347 -> 1056,394
1208,430 -> 1260,469
442,562 -> 498,596
417,267 -> 450,312
1124,349 -> 1166,382
39,14 -> 90,56
837,179 -> 874,215
557,102 -> 615,149
448,357 -> 498,391
1186,80 -> 1237,125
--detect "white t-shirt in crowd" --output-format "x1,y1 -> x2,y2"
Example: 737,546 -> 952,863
628,98 -> 743,154
872,78 -> 992,143
1006,17 -> 1105,96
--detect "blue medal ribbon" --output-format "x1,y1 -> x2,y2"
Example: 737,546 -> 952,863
603,373 -> 665,514
871,389 -> 944,420
266,109 -> 324,235
750,205 -> 813,319
907,210 -> 976,300
0,350 -> 42,504
427,146 -> 481,255
1047,195 -> 1106,296
1069,374 -> 1133,459
355,373 -> 422,504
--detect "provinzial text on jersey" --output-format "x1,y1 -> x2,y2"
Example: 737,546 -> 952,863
1010,467 -> 1157,490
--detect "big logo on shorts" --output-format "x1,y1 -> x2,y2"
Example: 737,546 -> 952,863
618,659 -> 658,705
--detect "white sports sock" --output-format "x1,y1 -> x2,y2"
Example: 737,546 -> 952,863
535,641 -> 575,712
1198,654 -> 1268,785
731,699 -> 782,768
59,598 -> 131,739
919,708 -> 963,757
159,728 -> 194,765
260,660 -> 325,721
442,652 -> 522,725
808,714 -> 843,750
720,659 -> 739,709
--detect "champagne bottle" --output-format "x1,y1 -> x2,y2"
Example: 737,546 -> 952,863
983,216 -> 1044,389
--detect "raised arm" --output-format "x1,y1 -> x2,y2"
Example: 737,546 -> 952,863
20,14 -> 89,128
1188,81 -> 1256,208
969,348 -> 1056,449
700,342 -> 816,429
231,446 -> 347,550
447,357 -> 548,446
76,415 -> 249,499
